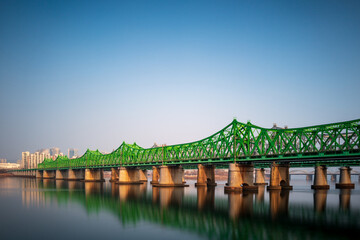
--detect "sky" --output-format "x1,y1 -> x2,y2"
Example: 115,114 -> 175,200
0,0 -> 360,162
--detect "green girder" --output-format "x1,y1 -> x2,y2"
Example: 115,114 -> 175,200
37,118 -> 360,170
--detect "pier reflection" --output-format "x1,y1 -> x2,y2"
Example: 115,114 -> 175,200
14,178 -> 360,240
196,186 -> 215,211
313,190 -> 328,213
159,187 -> 184,208
228,192 -> 254,219
269,190 -> 289,219
339,189 -> 351,211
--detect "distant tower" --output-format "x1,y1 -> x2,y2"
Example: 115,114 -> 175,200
22,152 -> 30,169
68,148 -> 78,159
50,147 -> 60,156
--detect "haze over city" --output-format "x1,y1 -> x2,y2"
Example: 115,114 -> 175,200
1,0 -> 360,162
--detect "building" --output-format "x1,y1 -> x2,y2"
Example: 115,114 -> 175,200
22,152 -> 30,169
0,159 -> 6,163
50,147 -> 60,156
68,148 -> 78,159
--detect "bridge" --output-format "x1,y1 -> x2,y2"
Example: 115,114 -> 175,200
12,118 -> 360,191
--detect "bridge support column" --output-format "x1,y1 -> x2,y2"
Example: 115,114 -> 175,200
225,163 -> 257,192
118,167 -> 142,184
67,169 -> 85,181
84,168 -> 105,182
267,163 -> 292,190
43,170 -> 55,179
36,170 -> 43,178
151,166 -> 159,184
330,174 -> 336,182
311,166 -> 329,189
55,169 -> 68,180
254,168 -> 267,185
336,167 -> 355,189
139,169 -> 148,182
157,165 -> 188,187
195,164 -> 217,187
110,167 -> 119,182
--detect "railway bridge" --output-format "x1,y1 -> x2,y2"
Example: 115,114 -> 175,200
13,118 -> 360,191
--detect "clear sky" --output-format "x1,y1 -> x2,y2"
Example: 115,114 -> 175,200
1,0 -> 359,162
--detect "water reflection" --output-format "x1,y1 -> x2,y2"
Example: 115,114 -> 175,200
269,190 -> 289,219
228,192 -> 254,219
5,178 -> 360,240
313,189 -> 328,213
197,186 -> 215,211
340,189 -> 351,211
159,187 -> 184,208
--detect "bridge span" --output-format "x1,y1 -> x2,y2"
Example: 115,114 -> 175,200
12,118 -> 360,191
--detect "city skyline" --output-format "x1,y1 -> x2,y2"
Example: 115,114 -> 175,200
1,0 -> 360,162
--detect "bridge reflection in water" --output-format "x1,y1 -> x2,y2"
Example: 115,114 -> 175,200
21,178 -> 360,239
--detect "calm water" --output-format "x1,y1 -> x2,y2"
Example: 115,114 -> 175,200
1,176 -> 360,240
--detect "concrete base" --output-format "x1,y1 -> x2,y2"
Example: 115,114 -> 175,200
139,169 -> 148,182
225,163 -> 257,193
43,170 -> 55,179
83,169 -> 105,182
267,163 -> 292,191
109,167 -> 119,182
117,167 -> 142,185
266,186 -> 282,190
335,183 -> 355,189
150,181 -> 159,185
153,183 -> 189,187
224,186 -> 242,193
195,164 -> 217,187
67,169 -> 85,181
254,182 -> 268,186
195,182 -> 218,187
156,165 -> 188,187
311,185 -> 330,190
336,167 -> 354,189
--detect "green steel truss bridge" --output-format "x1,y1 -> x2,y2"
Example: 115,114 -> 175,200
37,118 -> 360,170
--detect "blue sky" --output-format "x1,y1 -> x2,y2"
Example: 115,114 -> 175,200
1,0 -> 360,162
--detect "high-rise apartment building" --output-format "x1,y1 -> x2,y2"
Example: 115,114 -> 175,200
22,152 -> 30,169
50,147 -> 60,156
68,148 -> 78,159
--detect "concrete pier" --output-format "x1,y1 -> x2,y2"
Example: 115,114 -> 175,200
110,167 -> 119,182
156,165 -> 188,187
254,168 -> 267,185
267,163 -> 293,190
55,169 -> 68,180
67,169 -> 85,181
118,167 -> 142,184
139,169 -> 148,182
84,168 -> 105,182
225,163 -> 257,192
336,167 -> 355,189
43,170 -> 56,179
36,170 -> 43,178
311,165 -> 330,189
195,164 -> 217,187
150,166 -> 160,184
